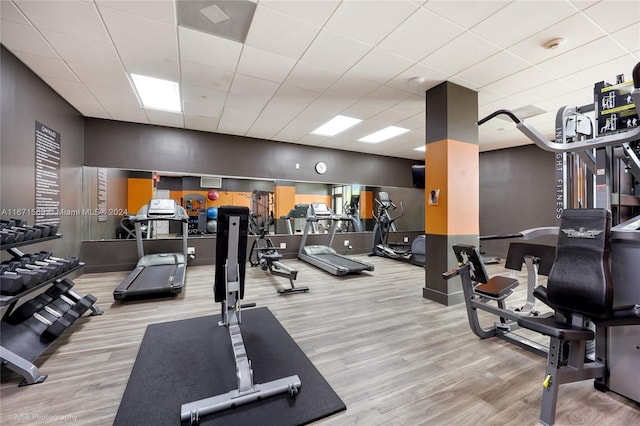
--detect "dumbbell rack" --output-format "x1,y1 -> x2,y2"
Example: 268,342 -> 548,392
1,233 -> 102,387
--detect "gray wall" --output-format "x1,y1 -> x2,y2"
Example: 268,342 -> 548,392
479,144 -> 557,257
84,118 -> 418,188
1,46 -> 85,260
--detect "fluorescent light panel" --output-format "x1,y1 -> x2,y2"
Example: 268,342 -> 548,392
131,73 -> 182,112
312,115 -> 362,136
414,145 -> 426,152
358,126 -> 410,143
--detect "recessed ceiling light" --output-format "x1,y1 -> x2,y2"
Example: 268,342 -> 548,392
358,126 -> 410,143
311,115 -> 362,136
130,74 -> 182,112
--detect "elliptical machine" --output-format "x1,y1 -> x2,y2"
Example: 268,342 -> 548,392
369,192 -> 425,266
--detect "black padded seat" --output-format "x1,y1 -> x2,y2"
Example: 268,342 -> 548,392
517,317 -> 594,341
475,275 -> 518,299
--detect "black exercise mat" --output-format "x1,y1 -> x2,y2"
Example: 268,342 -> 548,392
114,307 -> 346,425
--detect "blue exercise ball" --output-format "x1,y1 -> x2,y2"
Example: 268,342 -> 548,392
207,206 -> 218,220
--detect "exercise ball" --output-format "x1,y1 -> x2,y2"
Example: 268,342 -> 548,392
207,189 -> 219,201
207,206 -> 218,220
206,220 -> 217,234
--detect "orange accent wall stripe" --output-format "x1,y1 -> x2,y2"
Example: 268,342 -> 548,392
425,139 -> 479,236
127,178 -> 153,214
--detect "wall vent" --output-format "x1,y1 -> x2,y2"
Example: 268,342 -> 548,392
200,176 -> 222,188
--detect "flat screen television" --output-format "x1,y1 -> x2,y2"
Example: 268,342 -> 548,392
412,165 -> 425,189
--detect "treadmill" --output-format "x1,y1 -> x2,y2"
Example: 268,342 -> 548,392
113,199 -> 189,300
297,202 -> 374,276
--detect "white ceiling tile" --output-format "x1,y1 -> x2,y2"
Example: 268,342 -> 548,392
422,32 -> 502,75
96,0 -> 176,24
40,76 -> 108,117
99,5 -> 178,59
284,61 -> 341,93
471,1 -> 577,48
324,75 -> 379,101
145,109 -> 185,128
508,79 -> 583,107
184,115 -> 220,133
455,51 -> 531,87
183,101 -> 223,118
385,62 -> 450,94
508,13 -> 608,65
218,107 -> 259,135
225,93 -> 269,114
484,66 -> 557,97
119,49 -> 180,81
181,61 -> 234,91
11,52 -> 78,82
368,109 -> 414,126
341,102 -> 386,121
611,23 -> 640,52
247,105 -> 298,139
178,27 -> 241,72
182,84 -> 227,109
244,5 -> 321,59
270,85 -> 320,108
424,1 -> 510,28
230,74 -> 280,99
583,1 -> 640,33
325,1 -> 418,46
259,0 -> 340,26
567,54 -> 639,90
301,29 -> 371,75
87,84 -> 148,122
478,88 -> 507,107
396,113 -> 425,130
67,62 -> 130,89
348,48 -> 414,85
1,20 -> 58,57
378,7 -> 464,61
389,95 -> 424,116
1,0 -> 30,25
237,46 -> 297,83
360,85 -> 414,110
537,36 -> 630,78
13,0 -> 109,42
42,29 -> 122,70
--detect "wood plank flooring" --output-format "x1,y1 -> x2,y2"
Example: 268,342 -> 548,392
1,255 -> 638,425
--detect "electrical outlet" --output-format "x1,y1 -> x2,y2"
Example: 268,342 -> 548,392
403,236 -> 409,243
188,247 -> 195,255
280,242 -> 286,249
344,240 -> 350,246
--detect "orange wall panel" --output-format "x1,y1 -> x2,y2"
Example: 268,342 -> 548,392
127,178 -> 153,214
425,139 -> 478,236
275,186 -> 296,218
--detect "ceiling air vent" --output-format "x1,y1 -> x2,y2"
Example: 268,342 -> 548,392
200,177 -> 222,188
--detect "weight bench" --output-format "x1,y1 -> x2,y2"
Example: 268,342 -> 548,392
180,206 -> 301,425
517,209 -> 640,425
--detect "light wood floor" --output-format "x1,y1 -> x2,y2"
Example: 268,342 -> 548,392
1,255 -> 638,425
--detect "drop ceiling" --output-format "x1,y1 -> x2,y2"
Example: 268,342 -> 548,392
1,0 -> 638,160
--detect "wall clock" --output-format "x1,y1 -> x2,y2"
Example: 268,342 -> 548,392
315,161 -> 327,175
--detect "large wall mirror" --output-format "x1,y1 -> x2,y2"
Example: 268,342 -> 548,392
82,167 -> 425,241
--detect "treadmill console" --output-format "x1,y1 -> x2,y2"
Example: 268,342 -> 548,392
148,198 -> 177,216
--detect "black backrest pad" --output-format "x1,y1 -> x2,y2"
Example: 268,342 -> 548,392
548,209 -> 613,318
214,206 -> 249,302
452,244 -> 490,284
505,242 -> 556,276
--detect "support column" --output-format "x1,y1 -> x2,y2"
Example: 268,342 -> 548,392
422,82 -> 479,305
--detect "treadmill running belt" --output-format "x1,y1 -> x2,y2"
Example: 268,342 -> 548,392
130,264 -> 177,292
314,253 -> 369,271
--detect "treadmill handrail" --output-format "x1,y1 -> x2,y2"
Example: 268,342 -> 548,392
132,204 -> 189,222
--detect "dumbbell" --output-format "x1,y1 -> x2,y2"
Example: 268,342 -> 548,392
1,229 -> 26,244
6,293 -> 55,324
41,294 -> 97,341
21,254 -> 68,274
7,258 -> 57,280
36,252 -> 79,271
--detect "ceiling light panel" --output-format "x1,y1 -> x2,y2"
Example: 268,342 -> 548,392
358,126 -> 410,143
311,115 -> 362,136
131,74 -> 182,112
